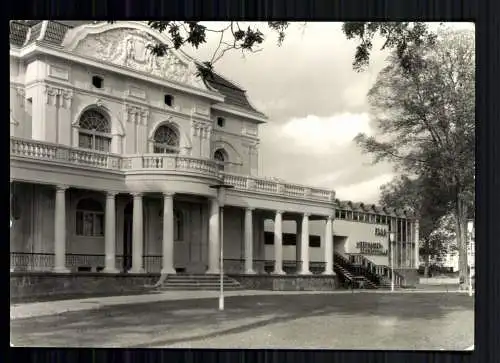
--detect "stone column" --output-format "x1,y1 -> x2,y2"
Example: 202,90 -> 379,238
299,213 -> 311,274
414,219 -> 420,268
295,219 -> 302,273
323,216 -> 334,275
130,193 -> 144,273
207,197 -> 220,274
103,191 -> 119,273
273,210 -> 285,275
53,185 -> 69,273
244,208 -> 255,274
161,192 -> 176,274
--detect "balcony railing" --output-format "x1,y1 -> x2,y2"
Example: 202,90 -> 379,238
11,137 -> 335,202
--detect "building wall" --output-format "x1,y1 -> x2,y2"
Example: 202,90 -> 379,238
262,218 -> 392,266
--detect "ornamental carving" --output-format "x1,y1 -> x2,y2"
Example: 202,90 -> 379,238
191,120 -> 212,139
124,103 -> 149,125
43,85 -> 73,108
73,29 -> 205,89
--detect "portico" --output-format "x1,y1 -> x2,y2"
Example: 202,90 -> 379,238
9,178 -> 337,276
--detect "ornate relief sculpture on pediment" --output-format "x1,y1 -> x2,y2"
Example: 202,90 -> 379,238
72,28 -> 206,89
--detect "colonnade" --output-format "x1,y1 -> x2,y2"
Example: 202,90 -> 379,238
47,185 -> 336,275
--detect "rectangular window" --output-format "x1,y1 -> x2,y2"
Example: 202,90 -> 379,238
335,209 -> 340,219
339,210 -> 346,219
309,235 -> 321,248
264,231 -> 274,245
76,211 -> 104,236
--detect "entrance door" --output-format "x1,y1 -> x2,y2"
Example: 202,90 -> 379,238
123,202 -> 133,272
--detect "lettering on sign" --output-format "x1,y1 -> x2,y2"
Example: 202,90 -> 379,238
375,227 -> 388,237
356,241 -> 388,256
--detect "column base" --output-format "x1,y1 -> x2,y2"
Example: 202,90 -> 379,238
52,266 -> 70,273
102,267 -> 120,274
244,269 -> 256,275
128,268 -> 145,274
322,270 -> 335,276
299,270 -> 312,275
272,270 -> 286,275
206,269 -> 220,275
161,268 -> 176,275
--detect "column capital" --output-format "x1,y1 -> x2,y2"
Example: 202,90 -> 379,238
326,215 -> 334,221
106,191 -> 118,198
245,207 -> 255,212
55,185 -> 69,192
131,192 -> 143,198
303,212 -> 311,218
275,210 -> 283,215
162,192 -> 175,198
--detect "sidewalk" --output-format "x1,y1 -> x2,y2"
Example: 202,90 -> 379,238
10,288 -> 472,320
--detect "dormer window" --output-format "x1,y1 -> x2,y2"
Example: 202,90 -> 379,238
217,117 -> 225,128
164,94 -> 174,106
92,76 -> 103,89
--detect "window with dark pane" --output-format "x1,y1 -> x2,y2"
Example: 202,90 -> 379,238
75,198 -> 104,237
153,125 -> 179,153
78,109 -> 111,152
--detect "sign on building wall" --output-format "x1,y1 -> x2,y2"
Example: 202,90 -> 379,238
355,242 -> 388,256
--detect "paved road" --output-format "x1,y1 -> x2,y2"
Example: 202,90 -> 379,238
11,292 -> 474,350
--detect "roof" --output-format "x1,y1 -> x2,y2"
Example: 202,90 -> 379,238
9,20 -> 265,117
334,199 -> 415,218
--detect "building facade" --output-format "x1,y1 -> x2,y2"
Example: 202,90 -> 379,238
10,21 -> 418,279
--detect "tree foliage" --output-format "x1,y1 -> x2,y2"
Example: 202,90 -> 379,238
354,28 -> 475,287
341,22 -> 437,72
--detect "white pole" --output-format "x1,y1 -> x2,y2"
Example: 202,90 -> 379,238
391,239 -> 395,292
219,204 -> 225,311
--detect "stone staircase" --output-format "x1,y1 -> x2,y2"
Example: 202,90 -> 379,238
152,274 -> 243,291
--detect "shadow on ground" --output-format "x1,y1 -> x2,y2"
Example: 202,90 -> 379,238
11,293 -> 474,348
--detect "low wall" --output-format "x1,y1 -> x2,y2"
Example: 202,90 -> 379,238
230,274 -> 340,291
10,272 -> 159,303
395,268 -> 419,286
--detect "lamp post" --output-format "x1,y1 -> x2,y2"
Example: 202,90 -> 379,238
209,183 -> 235,311
389,231 -> 396,292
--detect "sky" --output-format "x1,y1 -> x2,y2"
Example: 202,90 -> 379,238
187,22 -> 474,204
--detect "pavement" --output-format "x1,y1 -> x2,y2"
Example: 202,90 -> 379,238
10,288 -> 473,320
10,290 -> 474,350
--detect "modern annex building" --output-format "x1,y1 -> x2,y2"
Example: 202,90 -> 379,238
10,21 -> 419,292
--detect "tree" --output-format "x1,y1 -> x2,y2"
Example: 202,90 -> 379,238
352,28 -> 475,289
379,174 -> 453,277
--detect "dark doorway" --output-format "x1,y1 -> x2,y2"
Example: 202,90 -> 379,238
123,201 -> 133,272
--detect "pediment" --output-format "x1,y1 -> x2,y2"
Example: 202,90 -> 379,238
64,23 -> 208,90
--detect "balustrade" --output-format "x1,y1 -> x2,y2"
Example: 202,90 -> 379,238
11,137 -> 335,202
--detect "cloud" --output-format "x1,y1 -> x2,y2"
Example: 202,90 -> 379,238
278,113 -> 372,154
335,173 -> 395,203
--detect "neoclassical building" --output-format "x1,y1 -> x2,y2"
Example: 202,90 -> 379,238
10,21 -> 419,287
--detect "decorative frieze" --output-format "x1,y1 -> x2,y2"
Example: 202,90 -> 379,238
15,87 -> 25,108
124,103 -> 149,125
192,120 -> 212,139
43,85 -> 73,108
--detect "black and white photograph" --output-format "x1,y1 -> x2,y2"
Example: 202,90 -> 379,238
10,20 -> 475,350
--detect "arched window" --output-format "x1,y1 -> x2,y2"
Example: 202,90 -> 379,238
153,125 -> 179,153
76,198 -> 104,236
78,109 -> 111,152
214,148 -> 227,171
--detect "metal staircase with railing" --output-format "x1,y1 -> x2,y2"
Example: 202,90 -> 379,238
334,252 -> 405,289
